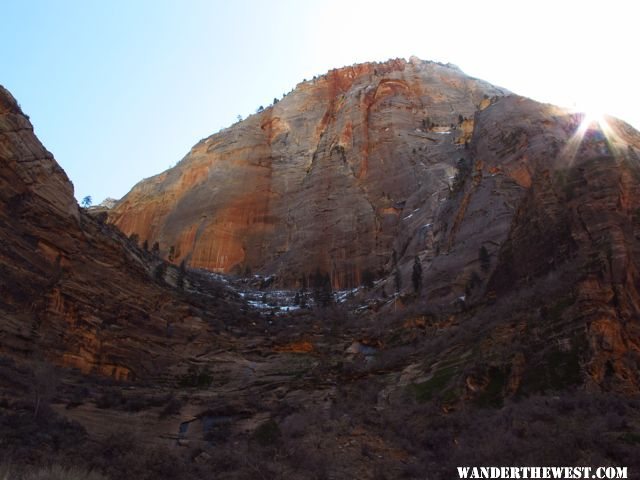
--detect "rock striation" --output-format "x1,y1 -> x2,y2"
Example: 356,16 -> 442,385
109,58 -> 507,288
106,57 -> 640,393
0,86 -> 247,381
394,96 -> 640,395
2,65 -> 640,477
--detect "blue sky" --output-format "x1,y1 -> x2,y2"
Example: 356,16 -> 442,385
2,0 -> 637,204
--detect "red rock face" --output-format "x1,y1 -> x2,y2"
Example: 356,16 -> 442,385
0,86 -> 247,380
3,60 -> 640,398
107,61 -> 640,397
109,58 -> 507,288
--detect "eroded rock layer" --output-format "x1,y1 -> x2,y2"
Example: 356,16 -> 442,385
0,86 -> 246,380
397,95 -> 640,395
109,58 -> 507,288
2,67 -> 640,476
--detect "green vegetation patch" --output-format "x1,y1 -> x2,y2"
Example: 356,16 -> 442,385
252,419 -> 281,447
410,365 -> 458,403
474,366 -> 510,409
521,336 -> 586,394
620,432 -> 640,445
177,365 -> 213,389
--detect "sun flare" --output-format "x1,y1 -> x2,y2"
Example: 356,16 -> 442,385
562,102 -> 619,165
576,104 -> 608,134
583,111 -> 604,128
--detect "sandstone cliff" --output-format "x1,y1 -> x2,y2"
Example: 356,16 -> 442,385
0,86 -> 248,381
385,96 -> 640,397
2,66 -> 640,479
109,58 -> 507,288
106,58 -> 640,394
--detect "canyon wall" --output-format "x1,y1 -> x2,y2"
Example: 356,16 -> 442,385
0,86 -> 245,380
109,58 -> 507,288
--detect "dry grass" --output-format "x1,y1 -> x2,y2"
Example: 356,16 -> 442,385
1,464 -> 108,480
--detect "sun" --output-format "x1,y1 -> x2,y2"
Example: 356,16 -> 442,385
571,96 -> 619,141
562,101 -> 618,165
583,110 -> 604,128
575,103 -> 608,135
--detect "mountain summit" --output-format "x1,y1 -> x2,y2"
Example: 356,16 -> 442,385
106,57 -> 640,395
109,58 -> 507,288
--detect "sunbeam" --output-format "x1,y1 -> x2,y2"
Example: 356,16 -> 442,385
562,107 -> 619,166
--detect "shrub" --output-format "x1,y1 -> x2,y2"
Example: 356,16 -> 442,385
177,366 -> 213,389
252,419 -> 281,447
473,366 -> 509,408
409,365 -> 457,403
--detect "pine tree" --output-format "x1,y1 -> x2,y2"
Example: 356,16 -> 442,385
312,268 -> 333,307
154,262 -> 166,283
412,256 -> 423,293
392,251 -> 402,293
452,158 -> 471,193
177,260 -> 186,290
361,269 -> 375,289
479,246 -> 491,272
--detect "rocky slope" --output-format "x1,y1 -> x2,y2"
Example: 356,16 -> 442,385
378,96 -> 640,399
107,57 -> 640,396
2,64 -> 640,479
109,57 -> 507,288
106,56 -> 640,395
0,85 -> 252,381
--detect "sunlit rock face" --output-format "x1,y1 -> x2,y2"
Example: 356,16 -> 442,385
110,63 -> 640,392
0,87 -> 78,221
109,58 -> 507,288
